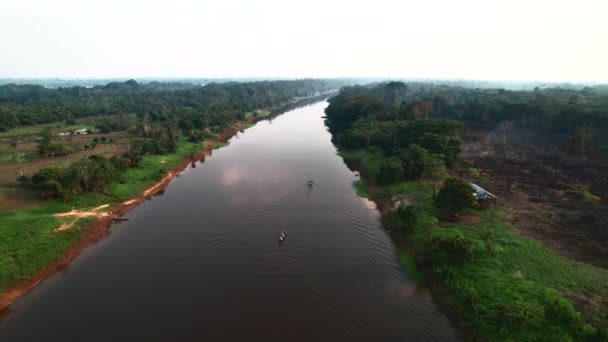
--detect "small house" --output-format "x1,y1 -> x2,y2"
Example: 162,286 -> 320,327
470,183 -> 498,206
73,128 -> 89,135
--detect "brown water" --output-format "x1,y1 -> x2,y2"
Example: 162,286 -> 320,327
0,101 -> 458,341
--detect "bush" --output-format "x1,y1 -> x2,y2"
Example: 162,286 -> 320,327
502,301 -> 546,331
399,144 -> 429,179
16,175 -> 30,186
396,205 -> 420,232
378,156 -> 403,184
434,177 -> 476,213
542,291 -> 583,326
432,234 -> 474,264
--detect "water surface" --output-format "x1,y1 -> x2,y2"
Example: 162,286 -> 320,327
0,101 -> 457,341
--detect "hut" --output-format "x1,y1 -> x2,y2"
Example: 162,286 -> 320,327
470,183 -> 498,206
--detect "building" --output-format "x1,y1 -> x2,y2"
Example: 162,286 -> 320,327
470,183 -> 498,206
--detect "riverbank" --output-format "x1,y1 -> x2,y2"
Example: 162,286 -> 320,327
339,148 -> 608,340
0,108 -> 277,312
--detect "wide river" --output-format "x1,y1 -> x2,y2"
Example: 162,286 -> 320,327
0,101 -> 457,341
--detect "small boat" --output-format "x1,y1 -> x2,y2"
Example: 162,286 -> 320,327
308,180 -> 314,186
279,230 -> 287,242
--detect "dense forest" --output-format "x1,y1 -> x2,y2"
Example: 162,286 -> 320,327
326,82 -> 608,158
0,79 -> 342,132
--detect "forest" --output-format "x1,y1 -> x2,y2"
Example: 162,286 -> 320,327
0,79 -> 341,132
327,82 -> 608,156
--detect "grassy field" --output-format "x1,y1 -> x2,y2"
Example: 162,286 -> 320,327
343,148 -> 608,340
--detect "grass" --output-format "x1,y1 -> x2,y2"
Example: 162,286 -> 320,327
0,135 -> 233,294
256,109 -> 271,118
341,147 -> 608,341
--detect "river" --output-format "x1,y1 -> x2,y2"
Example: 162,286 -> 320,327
0,101 -> 457,341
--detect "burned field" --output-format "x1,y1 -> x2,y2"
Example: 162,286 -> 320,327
458,122 -> 608,268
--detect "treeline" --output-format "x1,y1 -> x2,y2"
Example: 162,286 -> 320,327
327,81 -> 608,156
17,79 -> 338,201
330,82 -> 608,132
0,79 -> 342,131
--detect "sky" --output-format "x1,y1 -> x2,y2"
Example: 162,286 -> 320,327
1,0 -> 607,82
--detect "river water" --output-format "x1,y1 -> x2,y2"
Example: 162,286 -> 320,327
0,101 -> 457,341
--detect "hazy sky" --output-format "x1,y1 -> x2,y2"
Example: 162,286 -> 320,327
1,0 -> 606,81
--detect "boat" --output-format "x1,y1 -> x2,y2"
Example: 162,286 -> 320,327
279,230 -> 286,242
308,180 -> 314,186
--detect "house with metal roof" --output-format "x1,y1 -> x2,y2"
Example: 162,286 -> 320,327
470,183 -> 497,205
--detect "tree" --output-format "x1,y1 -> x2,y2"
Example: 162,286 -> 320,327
378,156 -> 404,184
424,154 -> 448,197
37,127 -> 55,156
434,177 -> 475,213
400,144 -> 430,179
396,205 -> 420,232
31,166 -> 63,198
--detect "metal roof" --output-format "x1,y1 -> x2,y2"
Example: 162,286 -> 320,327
470,183 -> 497,200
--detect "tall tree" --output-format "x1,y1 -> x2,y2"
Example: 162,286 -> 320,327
424,154 -> 448,197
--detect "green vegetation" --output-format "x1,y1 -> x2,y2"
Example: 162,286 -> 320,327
396,249 -> 423,282
326,84 -> 608,340
434,177 -> 476,214
353,179 -> 370,198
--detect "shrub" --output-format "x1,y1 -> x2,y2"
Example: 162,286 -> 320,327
396,205 -> 420,232
16,175 -> 30,186
434,177 -> 476,213
502,301 -> 546,331
432,234 -> 474,264
378,156 -> 403,184
542,291 -> 583,326
399,144 -> 429,179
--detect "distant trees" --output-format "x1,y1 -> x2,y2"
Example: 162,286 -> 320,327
0,79 -> 343,133
434,177 -> 475,213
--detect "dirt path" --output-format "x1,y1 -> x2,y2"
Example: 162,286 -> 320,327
54,204 -> 111,231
